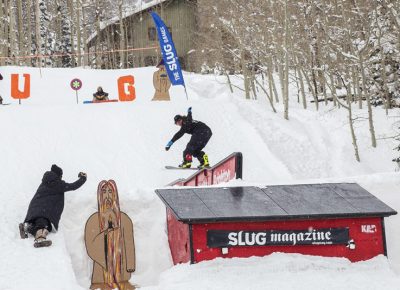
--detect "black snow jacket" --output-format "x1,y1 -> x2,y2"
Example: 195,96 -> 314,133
24,171 -> 86,230
171,112 -> 212,143
93,91 -> 109,101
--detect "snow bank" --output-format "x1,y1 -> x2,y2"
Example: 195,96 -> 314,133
0,66 -> 399,289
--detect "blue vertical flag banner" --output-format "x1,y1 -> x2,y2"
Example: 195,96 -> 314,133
151,12 -> 185,87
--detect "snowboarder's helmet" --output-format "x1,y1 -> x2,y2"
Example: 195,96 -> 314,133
174,115 -> 183,124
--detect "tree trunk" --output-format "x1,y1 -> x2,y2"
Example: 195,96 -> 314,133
34,0 -> 41,67
17,0 -> 24,65
336,73 -> 360,162
278,61 -> 285,103
81,0 -> 88,67
95,0 -> 101,68
0,0 -> 5,66
297,66 -> 307,109
328,73 -> 337,107
119,0 -> 126,68
301,67 -> 319,110
346,89 -> 360,162
3,0 -> 11,64
68,0 -> 76,67
9,1 -> 17,65
27,0 -> 32,66
241,50 -> 250,99
352,66 -> 361,109
254,75 -> 277,113
76,0 -> 82,67
359,53 -> 377,148
321,72 -> 328,105
267,58 -> 279,103
225,72 -> 234,93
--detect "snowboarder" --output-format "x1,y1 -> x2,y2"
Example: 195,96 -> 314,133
93,86 -> 109,102
0,72 -> 3,80
165,107 -> 212,169
19,164 -> 87,247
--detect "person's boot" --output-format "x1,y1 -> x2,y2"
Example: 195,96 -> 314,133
19,223 -> 29,239
178,160 -> 192,168
34,229 -> 52,248
198,154 -> 210,169
179,154 -> 192,168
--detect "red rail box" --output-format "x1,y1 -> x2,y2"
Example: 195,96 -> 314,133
168,152 -> 242,186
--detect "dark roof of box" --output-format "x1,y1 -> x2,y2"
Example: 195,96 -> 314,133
155,183 -> 397,223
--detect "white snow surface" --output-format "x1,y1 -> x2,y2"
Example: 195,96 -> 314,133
0,66 -> 399,290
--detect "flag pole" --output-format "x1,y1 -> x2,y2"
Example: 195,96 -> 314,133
184,85 -> 189,100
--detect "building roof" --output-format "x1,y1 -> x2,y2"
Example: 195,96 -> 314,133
155,183 -> 397,223
88,0 -> 168,44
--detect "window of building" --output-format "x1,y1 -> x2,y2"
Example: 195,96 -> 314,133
148,27 -> 157,41
148,27 -> 173,41
144,56 -> 158,66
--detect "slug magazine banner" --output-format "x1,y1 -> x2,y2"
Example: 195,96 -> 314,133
207,228 -> 350,248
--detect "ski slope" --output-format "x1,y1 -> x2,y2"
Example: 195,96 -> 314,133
0,66 -> 399,290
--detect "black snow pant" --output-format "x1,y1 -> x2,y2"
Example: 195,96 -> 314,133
27,217 -> 52,236
183,128 -> 212,163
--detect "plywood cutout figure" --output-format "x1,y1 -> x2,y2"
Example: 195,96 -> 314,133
85,180 -> 135,290
152,64 -> 171,101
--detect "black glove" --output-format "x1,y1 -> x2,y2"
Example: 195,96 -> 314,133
187,107 -> 192,114
78,172 -> 87,178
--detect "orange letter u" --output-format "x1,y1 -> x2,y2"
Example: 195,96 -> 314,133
11,74 -> 31,99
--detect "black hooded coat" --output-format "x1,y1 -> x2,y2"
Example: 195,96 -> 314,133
24,171 -> 86,230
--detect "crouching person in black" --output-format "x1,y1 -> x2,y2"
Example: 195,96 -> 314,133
19,164 -> 87,248
165,107 -> 212,169
92,86 -> 109,102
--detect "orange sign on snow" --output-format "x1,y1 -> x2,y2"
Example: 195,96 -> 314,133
11,74 -> 31,99
117,75 -> 136,102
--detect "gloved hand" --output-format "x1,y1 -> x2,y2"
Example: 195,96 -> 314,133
78,172 -> 87,178
187,107 -> 192,114
165,140 -> 173,151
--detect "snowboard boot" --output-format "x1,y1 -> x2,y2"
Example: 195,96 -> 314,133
179,154 -> 192,168
178,161 -> 192,168
34,229 -> 52,248
198,154 -> 210,169
19,223 -> 29,239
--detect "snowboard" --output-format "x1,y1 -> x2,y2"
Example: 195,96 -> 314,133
83,99 -> 118,104
165,165 -> 199,170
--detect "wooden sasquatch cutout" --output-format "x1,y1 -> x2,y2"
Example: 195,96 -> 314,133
85,180 -> 135,290
152,64 -> 171,101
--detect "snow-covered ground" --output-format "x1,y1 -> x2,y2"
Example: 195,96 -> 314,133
0,66 -> 399,290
